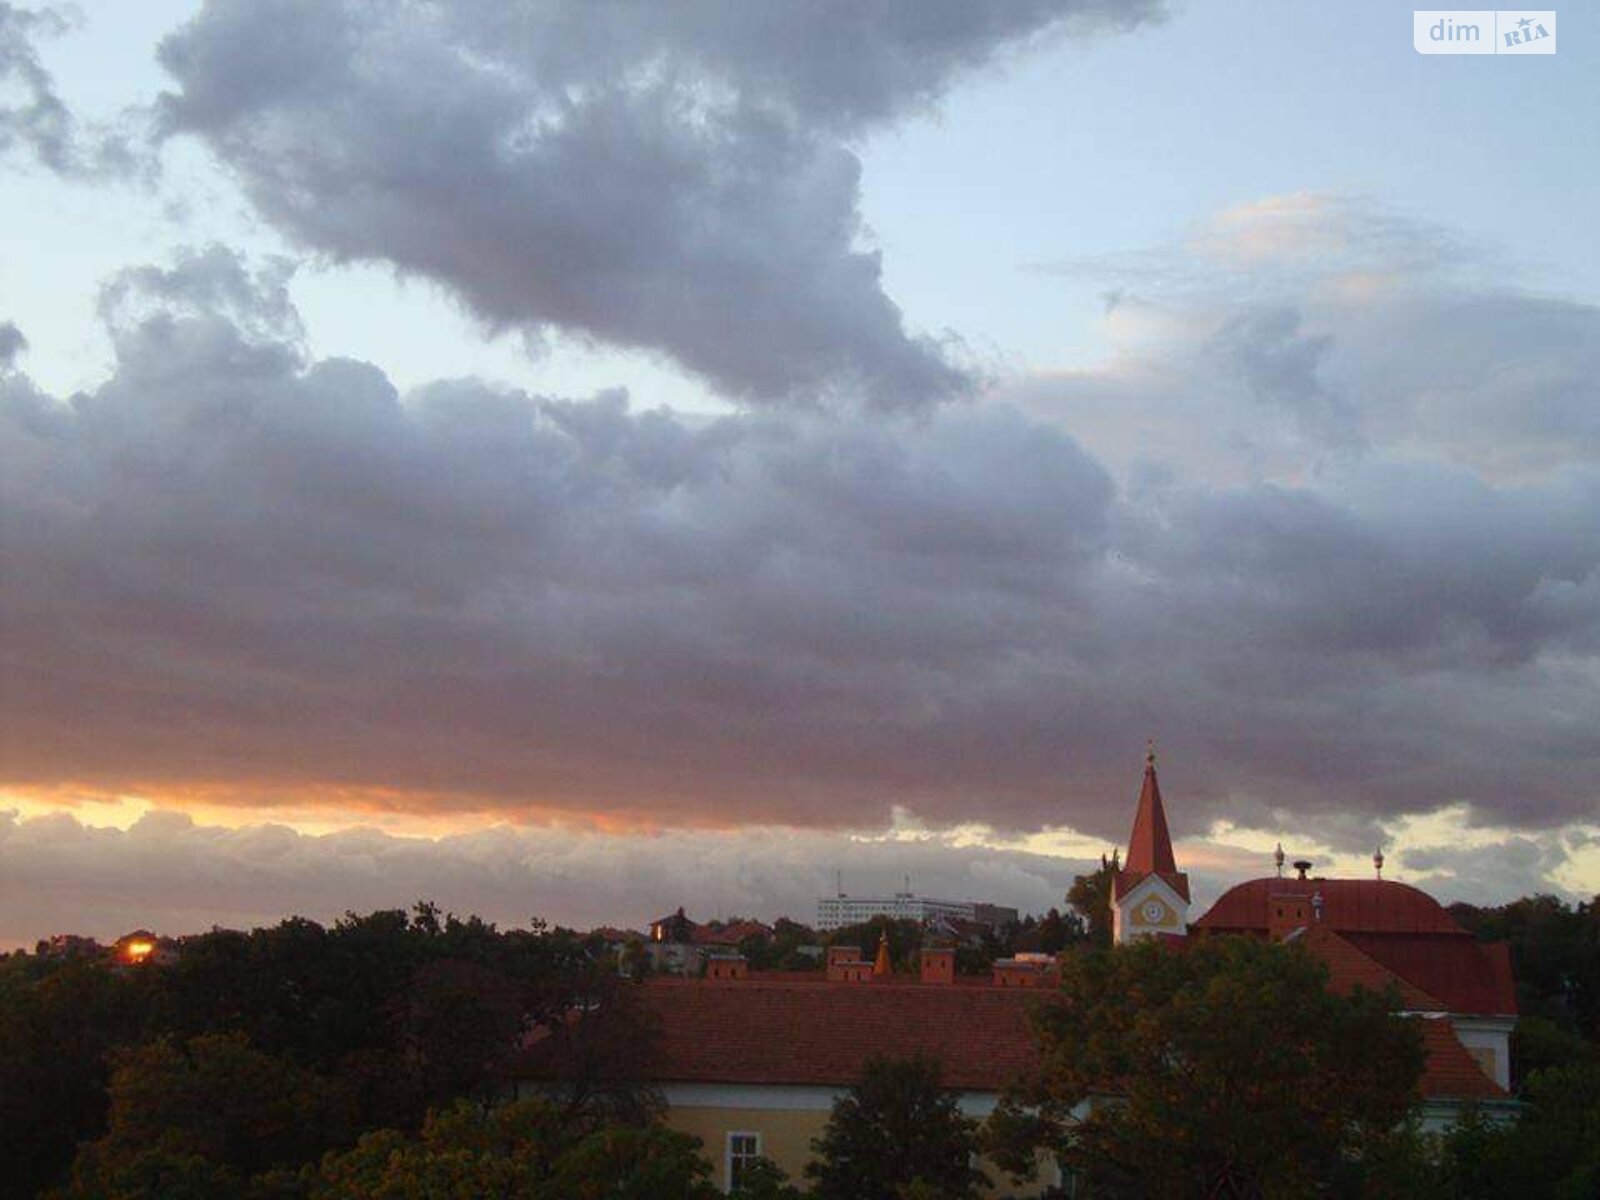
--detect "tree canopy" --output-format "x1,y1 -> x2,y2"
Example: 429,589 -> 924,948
991,935 -> 1426,1199
806,1056 -> 986,1200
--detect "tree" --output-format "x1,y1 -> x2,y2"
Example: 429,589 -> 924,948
1067,854 -> 1118,948
728,1156 -> 804,1199
59,1032 -> 349,1190
0,957 -> 147,1200
993,936 -> 1426,1199
1449,894 -> 1599,1039
304,1098 -> 719,1200
806,1056 -> 986,1200
1436,1059 -> 1600,1200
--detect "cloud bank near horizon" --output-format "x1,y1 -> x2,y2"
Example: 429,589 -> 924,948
2,806 -> 1587,951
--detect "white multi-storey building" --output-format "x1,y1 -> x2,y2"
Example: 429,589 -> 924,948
815,891 -> 1015,931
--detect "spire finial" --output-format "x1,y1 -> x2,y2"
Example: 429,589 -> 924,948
873,928 -> 892,977
1274,842 -> 1285,878
1146,738 -> 1157,769
1373,846 -> 1385,880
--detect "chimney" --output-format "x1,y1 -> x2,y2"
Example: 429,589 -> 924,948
705,954 -> 748,981
1293,859 -> 1313,881
1267,892 -> 1310,939
826,945 -> 859,968
826,945 -> 872,982
992,954 -> 1058,989
920,947 -> 955,985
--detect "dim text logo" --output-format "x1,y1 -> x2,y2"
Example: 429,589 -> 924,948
1414,10 -> 1556,54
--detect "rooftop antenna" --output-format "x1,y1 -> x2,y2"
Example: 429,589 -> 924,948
905,874 -> 911,895
1373,847 -> 1385,880
836,869 -> 844,899
1274,843 -> 1285,878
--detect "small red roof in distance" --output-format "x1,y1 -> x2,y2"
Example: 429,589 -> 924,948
1196,878 -> 1464,935
628,977 -> 1047,1092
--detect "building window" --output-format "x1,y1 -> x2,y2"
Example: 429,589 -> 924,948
726,1131 -> 762,1192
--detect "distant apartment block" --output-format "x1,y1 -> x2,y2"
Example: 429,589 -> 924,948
814,891 -> 1018,931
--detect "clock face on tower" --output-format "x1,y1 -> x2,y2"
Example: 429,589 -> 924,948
1141,900 -> 1167,924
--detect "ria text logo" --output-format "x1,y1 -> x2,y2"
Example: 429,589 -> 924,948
1414,10 -> 1556,54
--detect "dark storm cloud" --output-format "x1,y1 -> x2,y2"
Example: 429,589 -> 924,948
151,0 -> 1163,409
2,244 -> 1598,847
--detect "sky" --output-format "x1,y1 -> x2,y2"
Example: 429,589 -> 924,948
1,0 -> 1597,948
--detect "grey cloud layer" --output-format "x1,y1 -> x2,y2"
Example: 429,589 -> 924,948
3,243 -> 1598,845
0,2 -> 144,177
0,808 -> 1100,949
152,0 -> 1161,408
1,807 -> 1581,951
1021,196 -> 1600,482
0,3 -> 78,172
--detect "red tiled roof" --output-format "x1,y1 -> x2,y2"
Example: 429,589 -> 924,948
1195,877 -> 1515,1016
1196,878 -> 1463,935
1418,1017 -> 1506,1099
1295,926 -> 1446,1011
1344,933 -> 1517,1016
551,971 -> 1503,1101
629,976 -> 1049,1092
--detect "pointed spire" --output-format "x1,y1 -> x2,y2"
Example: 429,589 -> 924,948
873,929 -> 892,977
1125,745 -> 1178,877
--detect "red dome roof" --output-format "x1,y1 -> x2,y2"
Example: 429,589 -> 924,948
1195,877 -> 1464,935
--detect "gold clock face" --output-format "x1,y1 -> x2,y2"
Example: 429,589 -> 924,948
1140,900 -> 1167,924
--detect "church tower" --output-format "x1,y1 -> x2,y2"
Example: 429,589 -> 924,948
1111,744 -> 1190,943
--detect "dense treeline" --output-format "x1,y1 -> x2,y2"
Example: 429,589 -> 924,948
2,892 -> 1596,1198
0,905 -> 643,1200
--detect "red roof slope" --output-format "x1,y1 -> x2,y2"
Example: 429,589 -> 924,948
1196,878 -> 1516,1016
1344,933 -> 1517,1016
542,972 -> 1505,1101
631,977 -> 1048,1092
1295,926 -> 1445,1011
1197,878 -> 1464,935
1418,1018 -> 1507,1099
